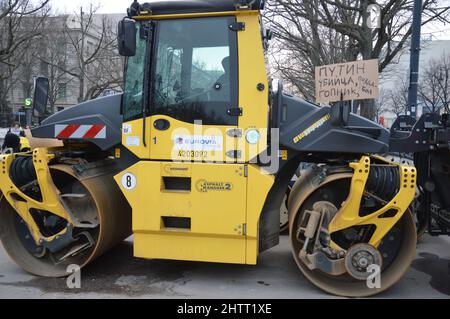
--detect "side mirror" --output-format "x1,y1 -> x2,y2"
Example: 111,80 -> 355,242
118,18 -> 136,57
33,77 -> 49,117
330,100 -> 351,127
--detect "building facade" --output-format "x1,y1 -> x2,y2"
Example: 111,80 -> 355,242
380,39 -> 450,127
5,13 -> 123,126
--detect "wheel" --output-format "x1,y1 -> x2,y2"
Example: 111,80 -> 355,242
0,165 -> 131,277
289,178 -> 417,297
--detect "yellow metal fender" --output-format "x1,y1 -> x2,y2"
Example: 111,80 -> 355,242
0,148 -> 73,245
328,156 -> 416,250
288,156 -> 416,250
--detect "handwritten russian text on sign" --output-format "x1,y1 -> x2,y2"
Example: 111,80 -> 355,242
315,59 -> 379,103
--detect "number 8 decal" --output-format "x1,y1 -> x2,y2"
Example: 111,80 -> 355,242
121,173 -> 137,190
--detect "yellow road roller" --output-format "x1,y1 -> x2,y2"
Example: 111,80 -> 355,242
0,0 -> 417,297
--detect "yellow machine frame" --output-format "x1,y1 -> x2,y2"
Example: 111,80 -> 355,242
115,162 -> 273,264
0,149 -> 73,244
328,156 -> 416,250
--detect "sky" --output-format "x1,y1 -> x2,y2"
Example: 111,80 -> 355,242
51,0 -> 450,40
52,0 -> 129,14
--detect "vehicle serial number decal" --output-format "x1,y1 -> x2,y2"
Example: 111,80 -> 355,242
178,150 -> 208,158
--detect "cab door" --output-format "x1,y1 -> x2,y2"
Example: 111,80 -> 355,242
121,20 -> 153,159
148,16 -> 240,162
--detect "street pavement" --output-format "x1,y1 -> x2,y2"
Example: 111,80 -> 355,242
0,234 -> 449,299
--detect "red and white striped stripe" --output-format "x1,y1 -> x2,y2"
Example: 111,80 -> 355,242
55,124 -> 106,139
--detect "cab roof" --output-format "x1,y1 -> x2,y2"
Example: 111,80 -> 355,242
128,0 -> 264,17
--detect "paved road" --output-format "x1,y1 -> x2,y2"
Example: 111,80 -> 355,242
0,234 -> 449,299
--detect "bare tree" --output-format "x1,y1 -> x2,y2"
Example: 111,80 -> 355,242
265,0 -> 450,120
374,88 -> 389,121
82,14 -> 123,100
266,0 -> 359,100
34,17 -> 73,113
419,53 -> 450,114
0,0 -> 50,62
0,0 -> 50,126
61,6 -> 123,103
13,34 -> 40,126
385,74 -> 409,116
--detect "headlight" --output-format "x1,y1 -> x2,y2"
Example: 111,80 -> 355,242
246,129 -> 260,144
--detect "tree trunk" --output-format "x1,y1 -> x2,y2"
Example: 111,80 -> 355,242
0,78 -> 11,127
78,75 -> 84,103
358,0 -> 377,121
78,6 -> 85,103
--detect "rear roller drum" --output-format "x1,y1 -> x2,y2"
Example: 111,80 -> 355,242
0,165 -> 131,277
289,178 -> 417,297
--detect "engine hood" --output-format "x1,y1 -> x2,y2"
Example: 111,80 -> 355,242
32,94 -> 123,151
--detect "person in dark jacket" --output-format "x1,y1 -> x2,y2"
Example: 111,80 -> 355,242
1,132 -> 21,153
1,122 -> 25,153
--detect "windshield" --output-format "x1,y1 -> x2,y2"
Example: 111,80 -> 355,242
152,17 -> 238,126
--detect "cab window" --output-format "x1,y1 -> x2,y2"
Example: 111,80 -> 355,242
152,17 -> 238,126
123,22 -> 147,122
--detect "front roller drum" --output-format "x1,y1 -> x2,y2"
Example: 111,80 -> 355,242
0,165 -> 132,277
289,178 -> 417,297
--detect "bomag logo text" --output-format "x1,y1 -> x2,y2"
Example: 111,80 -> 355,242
293,114 -> 331,144
164,165 -> 190,174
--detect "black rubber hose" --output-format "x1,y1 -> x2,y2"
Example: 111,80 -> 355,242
366,166 -> 399,202
10,157 -> 37,188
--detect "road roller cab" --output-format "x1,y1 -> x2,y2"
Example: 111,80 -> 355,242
0,0 -> 418,297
